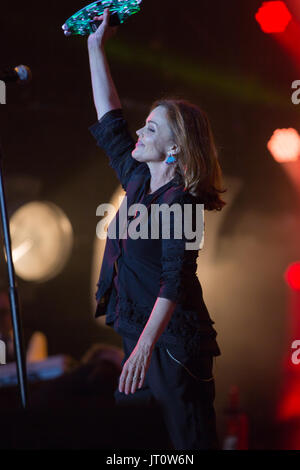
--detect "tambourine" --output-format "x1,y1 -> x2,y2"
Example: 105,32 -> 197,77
62,0 -> 142,36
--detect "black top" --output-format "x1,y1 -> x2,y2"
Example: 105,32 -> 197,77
89,109 -> 221,358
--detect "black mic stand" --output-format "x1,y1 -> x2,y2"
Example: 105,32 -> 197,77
0,139 -> 28,409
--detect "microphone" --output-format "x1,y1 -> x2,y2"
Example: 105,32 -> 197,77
0,65 -> 32,84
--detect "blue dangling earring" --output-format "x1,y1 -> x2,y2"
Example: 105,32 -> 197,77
165,152 -> 177,165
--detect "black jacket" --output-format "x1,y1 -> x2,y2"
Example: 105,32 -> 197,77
89,109 -> 221,357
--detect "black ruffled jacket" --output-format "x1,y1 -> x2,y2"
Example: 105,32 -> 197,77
89,109 -> 221,358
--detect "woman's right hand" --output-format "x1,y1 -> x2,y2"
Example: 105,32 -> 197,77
88,8 -> 118,49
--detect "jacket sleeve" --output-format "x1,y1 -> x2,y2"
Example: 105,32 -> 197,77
158,194 -> 204,303
88,108 -> 142,192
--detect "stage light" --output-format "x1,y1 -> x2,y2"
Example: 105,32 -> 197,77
255,1 -> 292,33
91,185 -> 125,324
285,262 -> 300,291
8,201 -> 74,282
267,128 -> 300,162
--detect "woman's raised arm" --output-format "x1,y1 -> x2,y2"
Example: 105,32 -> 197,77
87,8 -> 121,121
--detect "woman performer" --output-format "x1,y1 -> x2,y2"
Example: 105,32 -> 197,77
88,8 -> 226,450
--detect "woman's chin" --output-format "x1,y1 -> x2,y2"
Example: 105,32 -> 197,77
131,148 -> 142,160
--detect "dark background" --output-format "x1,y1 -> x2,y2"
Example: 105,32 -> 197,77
1,0 -> 300,449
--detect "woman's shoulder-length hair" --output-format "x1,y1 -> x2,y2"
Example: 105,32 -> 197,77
149,97 -> 227,212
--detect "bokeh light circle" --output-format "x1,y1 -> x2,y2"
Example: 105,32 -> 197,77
9,201 -> 74,282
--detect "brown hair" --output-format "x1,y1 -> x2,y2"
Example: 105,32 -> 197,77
149,97 -> 227,211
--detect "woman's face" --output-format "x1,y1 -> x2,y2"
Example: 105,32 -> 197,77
132,106 -> 175,163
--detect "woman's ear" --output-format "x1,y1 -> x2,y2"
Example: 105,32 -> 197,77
168,145 -> 180,155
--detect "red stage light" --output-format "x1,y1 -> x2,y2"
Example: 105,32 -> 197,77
267,128 -> 300,163
285,262 -> 300,291
255,1 -> 292,33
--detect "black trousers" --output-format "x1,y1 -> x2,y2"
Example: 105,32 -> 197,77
114,335 -> 219,450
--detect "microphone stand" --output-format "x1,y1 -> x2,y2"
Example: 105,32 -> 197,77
0,139 -> 28,409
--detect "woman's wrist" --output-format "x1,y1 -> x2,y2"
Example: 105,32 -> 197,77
137,334 -> 155,353
137,298 -> 176,350
88,41 -> 105,54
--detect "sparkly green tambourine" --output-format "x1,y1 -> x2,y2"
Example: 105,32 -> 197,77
62,0 -> 142,36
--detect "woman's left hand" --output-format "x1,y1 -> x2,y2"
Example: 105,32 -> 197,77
118,341 -> 153,394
